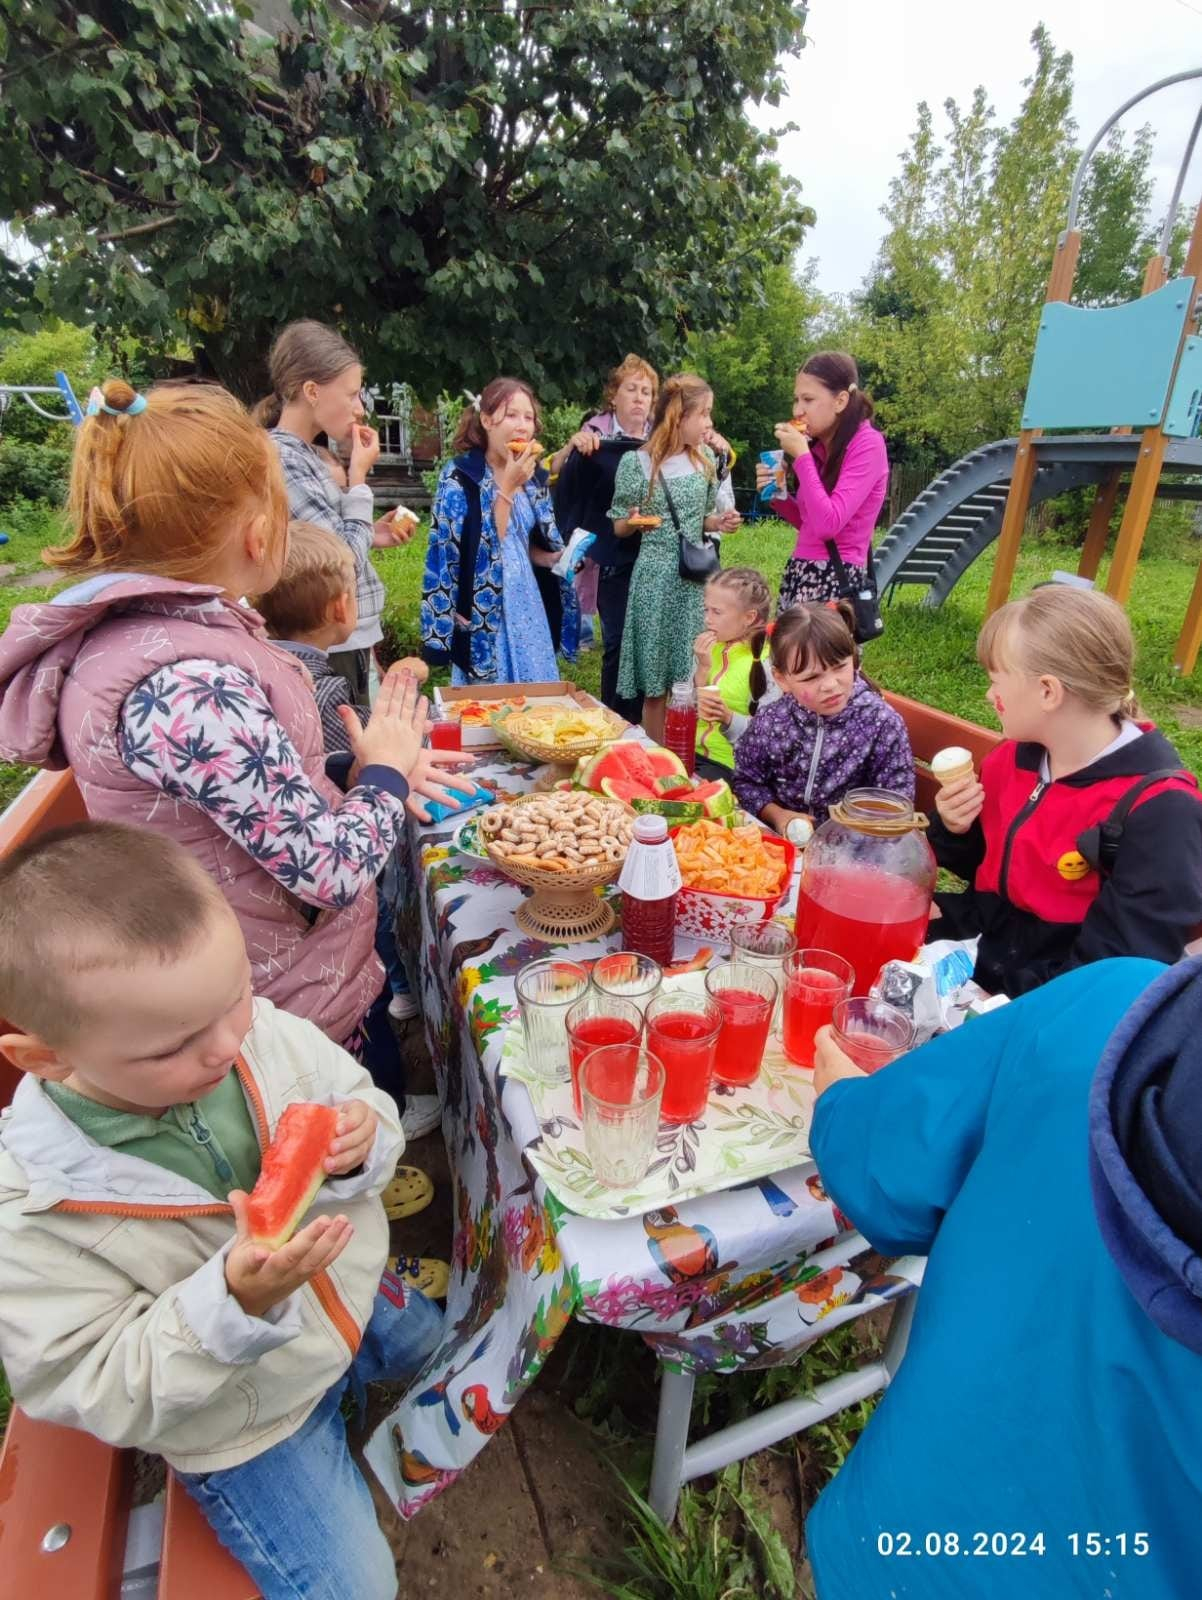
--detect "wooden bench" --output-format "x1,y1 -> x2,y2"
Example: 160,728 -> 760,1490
884,690 -> 1001,815
0,769 -> 258,1600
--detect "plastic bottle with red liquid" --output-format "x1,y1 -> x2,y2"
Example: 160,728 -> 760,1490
663,679 -> 698,776
618,814 -> 681,970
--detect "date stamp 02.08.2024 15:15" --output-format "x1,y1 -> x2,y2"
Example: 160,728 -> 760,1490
874,1531 -> 1150,1560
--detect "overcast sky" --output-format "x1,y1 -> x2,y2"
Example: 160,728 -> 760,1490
759,0 -> 1202,296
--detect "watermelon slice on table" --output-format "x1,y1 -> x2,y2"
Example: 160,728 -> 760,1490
644,746 -> 688,779
683,779 -> 736,818
653,774 -> 694,798
632,795 -> 704,821
600,775 -> 657,804
245,1102 -> 339,1252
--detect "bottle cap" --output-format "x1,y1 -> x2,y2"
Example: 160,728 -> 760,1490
633,814 -> 669,843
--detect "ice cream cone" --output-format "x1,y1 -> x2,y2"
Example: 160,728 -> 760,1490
931,746 -> 974,788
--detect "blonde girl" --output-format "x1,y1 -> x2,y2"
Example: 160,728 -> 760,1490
609,373 -> 742,742
692,567 -> 778,779
931,585 -> 1202,997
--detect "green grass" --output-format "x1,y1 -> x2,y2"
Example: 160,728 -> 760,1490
5,499 -> 1202,812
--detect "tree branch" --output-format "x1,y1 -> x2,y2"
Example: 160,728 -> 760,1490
96,215 -> 182,244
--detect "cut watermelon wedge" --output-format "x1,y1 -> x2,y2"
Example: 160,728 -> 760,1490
600,775 -> 657,803
682,779 -> 736,818
654,774 -> 694,798
246,1103 -> 339,1252
644,746 -> 688,779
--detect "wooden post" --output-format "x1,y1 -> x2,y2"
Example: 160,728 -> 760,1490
985,230 -> 1083,616
1109,204 -> 1202,610
1174,556 -> 1202,675
1078,469 -> 1123,579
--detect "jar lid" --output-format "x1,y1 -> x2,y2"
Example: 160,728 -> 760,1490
828,788 -> 929,836
633,814 -> 669,843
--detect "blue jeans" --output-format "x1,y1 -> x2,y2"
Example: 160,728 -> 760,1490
180,1275 -> 442,1600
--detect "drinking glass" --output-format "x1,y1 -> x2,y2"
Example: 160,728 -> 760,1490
782,949 -> 855,1068
704,964 -> 777,1087
580,1045 -> 666,1189
515,958 -> 590,1083
590,950 -> 663,1014
729,919 -> 796,1032
565,992 -> 644,1117
831,996 -> 915,1074
645,990 -> 722,1125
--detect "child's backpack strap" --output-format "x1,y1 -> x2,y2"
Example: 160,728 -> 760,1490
1077,768 -> 1198,877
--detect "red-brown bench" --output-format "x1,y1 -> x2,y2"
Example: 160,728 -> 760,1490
0,769 -> 258,1600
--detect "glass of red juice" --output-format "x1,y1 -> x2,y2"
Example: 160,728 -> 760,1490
565,992 -> 643,1117
704,964 -> 776,1086
782,948 -> 854,1068
645,991 -> 721,1125
831,996 -> 915,1074
729,919 -> 795,1035
429,714 -> 462,751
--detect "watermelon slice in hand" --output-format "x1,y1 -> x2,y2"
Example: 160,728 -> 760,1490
246,1103 -> 339,1251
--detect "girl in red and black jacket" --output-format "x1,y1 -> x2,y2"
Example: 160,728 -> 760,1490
930,586 -> 1202,997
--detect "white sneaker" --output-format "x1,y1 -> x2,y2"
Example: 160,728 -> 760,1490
388,991 -> 420,1022
401,1094 -> 442,1140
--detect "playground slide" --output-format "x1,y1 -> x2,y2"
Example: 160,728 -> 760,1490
875,433 -> 1202,608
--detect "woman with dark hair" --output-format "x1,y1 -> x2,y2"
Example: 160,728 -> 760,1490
419,378 -> 563,684
756,351 -> 889,612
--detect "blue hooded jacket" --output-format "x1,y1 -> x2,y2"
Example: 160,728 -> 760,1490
806,957 -> 1202,1598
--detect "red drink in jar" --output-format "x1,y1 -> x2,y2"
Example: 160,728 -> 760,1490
567,1015 -> 640,1116
646,993 -> 721,1124
794,865 -> 930,994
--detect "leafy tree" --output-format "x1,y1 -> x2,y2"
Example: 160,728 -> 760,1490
0,0 -> 811,401
851,26 -> 1170,470
687,260 -> 823,482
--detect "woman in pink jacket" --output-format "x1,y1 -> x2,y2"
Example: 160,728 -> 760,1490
756,351 -> 889,611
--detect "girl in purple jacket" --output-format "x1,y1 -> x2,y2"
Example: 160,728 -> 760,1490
755,351 -> 889,612
733,600 -> 914,834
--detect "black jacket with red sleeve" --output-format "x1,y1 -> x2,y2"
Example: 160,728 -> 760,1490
928,725 -> 1202,997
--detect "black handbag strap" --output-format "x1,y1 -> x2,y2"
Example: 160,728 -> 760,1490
660,473 -> 683,533
823,537 -> 852,595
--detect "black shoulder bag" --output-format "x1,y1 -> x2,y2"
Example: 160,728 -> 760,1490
662,474 -> 720,584
824,538 -> 884,645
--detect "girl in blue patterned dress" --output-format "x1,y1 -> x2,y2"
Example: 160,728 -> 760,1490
421,378 -> 565,684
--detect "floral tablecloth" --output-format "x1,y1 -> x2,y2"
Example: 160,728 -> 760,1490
365,746 -> 918,1516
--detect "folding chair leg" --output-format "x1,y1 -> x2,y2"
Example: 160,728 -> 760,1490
647,1365 -> 696,1525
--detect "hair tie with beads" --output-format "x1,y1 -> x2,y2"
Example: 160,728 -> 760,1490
86,386 -> 147,418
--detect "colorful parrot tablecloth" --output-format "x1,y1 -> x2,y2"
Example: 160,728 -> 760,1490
365,747 -> 919,1516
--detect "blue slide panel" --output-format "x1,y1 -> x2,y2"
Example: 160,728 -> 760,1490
1022,277 -> 1194,430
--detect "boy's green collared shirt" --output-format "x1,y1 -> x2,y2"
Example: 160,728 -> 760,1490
44,1070 -> 261,1199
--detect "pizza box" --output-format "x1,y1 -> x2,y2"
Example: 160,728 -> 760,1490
432,680 -> 619,747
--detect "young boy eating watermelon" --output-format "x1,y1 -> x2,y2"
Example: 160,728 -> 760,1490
0,822 -> 441,1600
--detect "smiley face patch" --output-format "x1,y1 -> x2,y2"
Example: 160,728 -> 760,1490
1057,849 -> 1092,881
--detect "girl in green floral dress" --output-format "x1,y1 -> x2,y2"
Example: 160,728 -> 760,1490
608,374 -> 743,742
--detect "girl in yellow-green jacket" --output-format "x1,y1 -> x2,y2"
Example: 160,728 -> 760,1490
692,567 -> 779,780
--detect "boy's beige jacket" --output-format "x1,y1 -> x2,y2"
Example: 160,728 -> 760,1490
0,998 -> 404,1472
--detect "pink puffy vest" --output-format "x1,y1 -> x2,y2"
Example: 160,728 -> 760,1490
0,576 -> 381,1043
